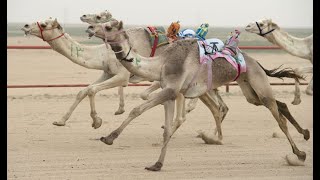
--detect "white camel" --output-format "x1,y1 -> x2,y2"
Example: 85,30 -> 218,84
21,18 -> 227,139
87,21 -> 309,171
245,18 -> 313,105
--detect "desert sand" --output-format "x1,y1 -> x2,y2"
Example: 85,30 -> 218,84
8,36 -> 313,179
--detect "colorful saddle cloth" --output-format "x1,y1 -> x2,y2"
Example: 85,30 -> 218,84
196,37 -> 247,90
145,26 -> 169,48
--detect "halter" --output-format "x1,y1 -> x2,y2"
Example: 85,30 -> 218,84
255,22 -> 275,36
99,24 -> 133,62
37,22 -> 65,42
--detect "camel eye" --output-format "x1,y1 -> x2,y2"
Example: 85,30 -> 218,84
105,26 -> 112,31
88,25 -> 93,29
259,23 -> 264,27
41,24 -> 47,28
96,16 -> 101,20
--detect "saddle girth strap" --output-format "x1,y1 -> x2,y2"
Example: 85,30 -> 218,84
147,26 -> 159,57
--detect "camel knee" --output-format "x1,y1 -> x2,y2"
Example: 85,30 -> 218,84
245,97 -> 261,106
129,107 -> 142,118
76,89 -> 89,99
166,88 -> 178,100
261,97 -> 276,108
87,86 -> 96,96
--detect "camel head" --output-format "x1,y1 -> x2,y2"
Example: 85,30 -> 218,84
80,10 -> 113,25
21,17 -> 64,41
86,20 -> 125,43
245,18 -> 278,36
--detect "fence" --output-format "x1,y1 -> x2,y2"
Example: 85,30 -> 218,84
7,45 -> 308,92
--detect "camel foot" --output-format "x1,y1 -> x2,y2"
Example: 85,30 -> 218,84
114,109 -> 125,115
52,121 -> 66,126
145,162 -> 163,171
100,131 -> 119,145
291,98 -> 301,105
296,151 -> 306,161
92,117 -> 102,129
285,154 -> 305,166
306,89 -> 313,96
303,129 -> 310,141
197,131 -> 223,145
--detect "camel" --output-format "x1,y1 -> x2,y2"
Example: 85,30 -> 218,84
245,18 -> 313,105
20,18 -> 227,139
80,10 -> 207,113
87,21 -> 310,171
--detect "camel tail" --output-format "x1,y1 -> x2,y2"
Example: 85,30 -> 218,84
257,62 -> 305,82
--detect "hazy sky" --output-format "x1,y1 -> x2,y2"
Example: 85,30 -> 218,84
8,0 -> 313,28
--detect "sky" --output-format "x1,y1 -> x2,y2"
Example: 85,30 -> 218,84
8,0 -> 313,28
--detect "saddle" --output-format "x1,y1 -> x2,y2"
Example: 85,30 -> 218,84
145,26 -> 169,57
193,30 -> 247,91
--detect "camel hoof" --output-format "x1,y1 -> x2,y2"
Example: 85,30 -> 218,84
52,121 -> 66,126
92,117 -> 102,129
114,109 -> 125,115
100,131 -> 119,145
145,162 -> 163,171
286,154 -> 305,166
198,131 -> 223,145
100,136 -> 113,145
306,90 -> 313,96
303,129 -> 310,141
297,151 -> 306,161
291,99 -> 301,105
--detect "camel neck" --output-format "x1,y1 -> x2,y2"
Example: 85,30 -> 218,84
265,29 -> 312,59
110,42 -> 162,81
46,33 -> 107,69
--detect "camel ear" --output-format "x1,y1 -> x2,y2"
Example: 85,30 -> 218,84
53,18 -> 62,29
118,21 -> 123,30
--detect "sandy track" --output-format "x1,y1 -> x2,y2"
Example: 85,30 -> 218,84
8,38 -> 313,179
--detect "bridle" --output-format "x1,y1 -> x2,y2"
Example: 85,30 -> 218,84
98,24 -> 133,62
255,21 -> 275,36
36,22 -> 65,42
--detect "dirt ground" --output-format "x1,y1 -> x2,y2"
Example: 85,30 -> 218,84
7,37 -> 313,179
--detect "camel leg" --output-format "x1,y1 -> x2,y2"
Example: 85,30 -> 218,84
207,89 -> 229,135
145,99 -> 175,171
306,76 -> 313,95
87,75 -> 128,129
199,92 -> 223,141
292,66 -> 313,104
114,86 -> 125,115
53,72 -> 111,126
140,81 -> 161,100
185,98 -> 198,113
238,63 -> 307,161
171,93 -> 186,133
276,100 -> 310,140
100,88 -> 178,145
292,79 -> 301,105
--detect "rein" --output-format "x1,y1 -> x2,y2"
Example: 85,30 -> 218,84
255,22 -> 275,36
99,24 -> 133,62
36,22 -> 65,42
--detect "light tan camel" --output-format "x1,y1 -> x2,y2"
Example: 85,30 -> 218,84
21,18 -> 226,139
20,18 -> 146,128
80,10 -> 208,113
245,18 -> 313,105
87,21 -> 310,171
